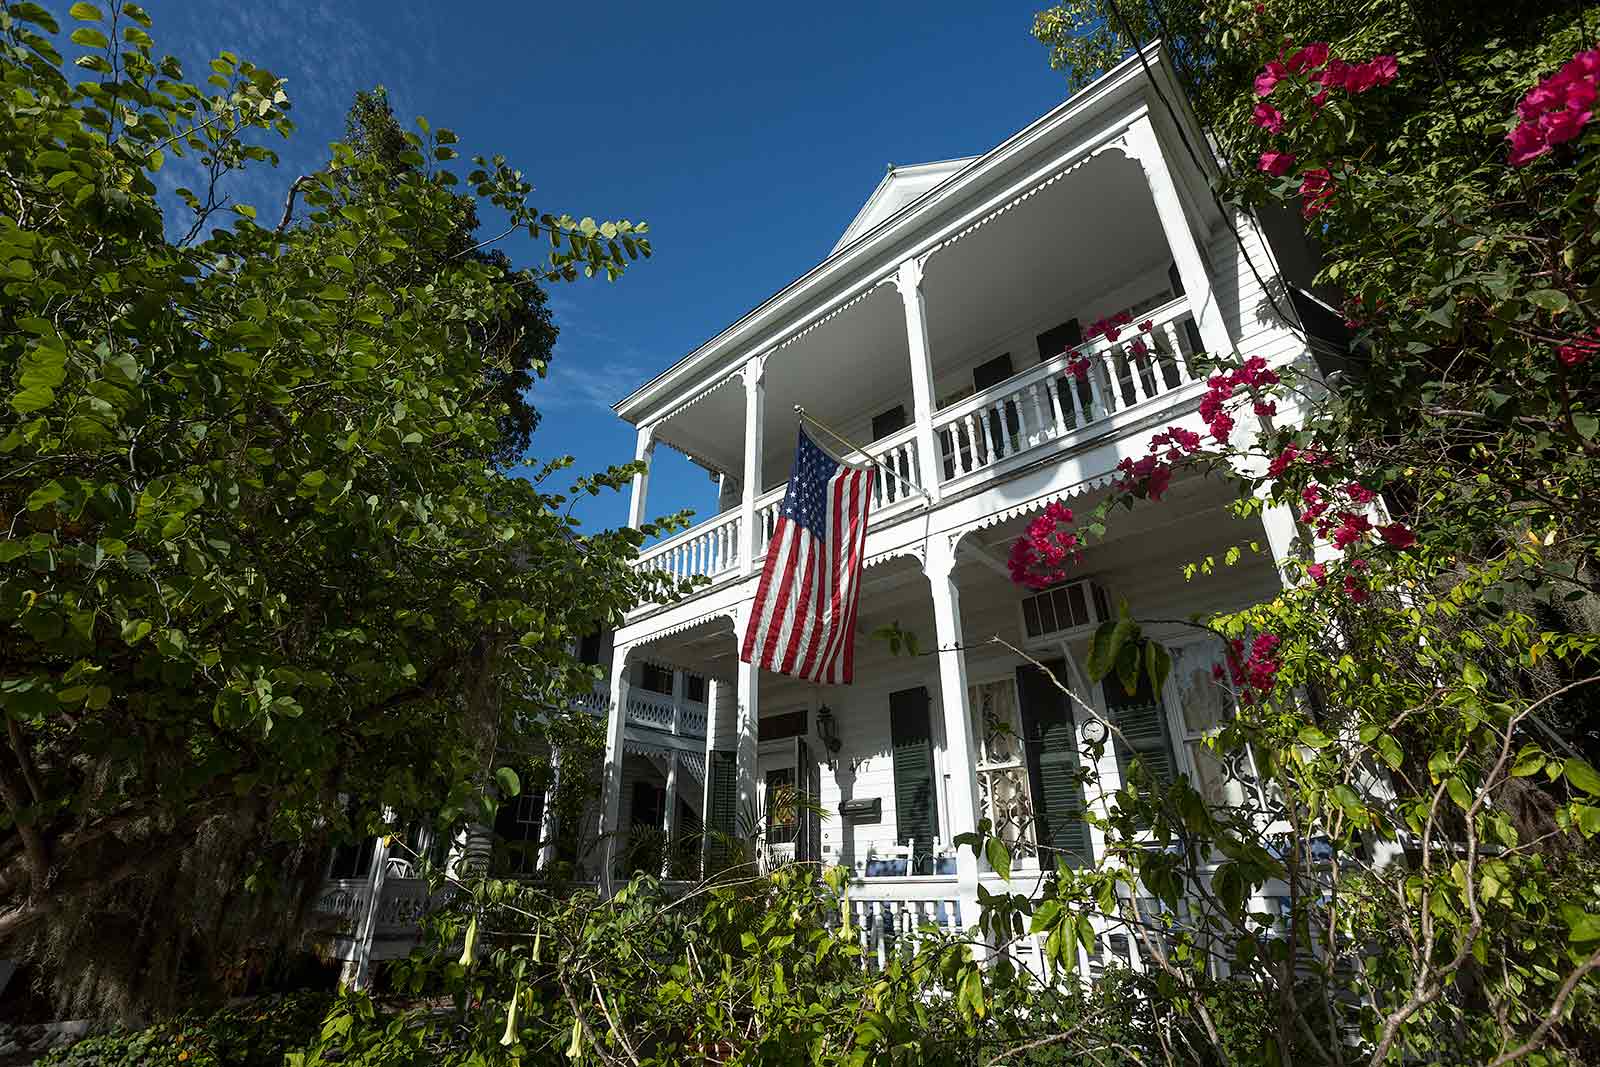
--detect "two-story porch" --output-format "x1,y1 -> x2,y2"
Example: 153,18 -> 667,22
597,43 -> 1314,967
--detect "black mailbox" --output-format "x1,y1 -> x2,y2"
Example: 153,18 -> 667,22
838,797 -> 881,822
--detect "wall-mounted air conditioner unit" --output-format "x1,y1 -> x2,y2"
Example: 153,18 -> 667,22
1018,577 -> 1112,643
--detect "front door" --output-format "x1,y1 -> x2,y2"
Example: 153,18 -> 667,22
1016,659 -> 1092,867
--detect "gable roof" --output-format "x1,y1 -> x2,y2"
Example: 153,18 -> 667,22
831,157 -> 979,255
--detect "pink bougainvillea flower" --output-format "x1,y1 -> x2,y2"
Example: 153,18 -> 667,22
1307,562 -> 1328,585
1138,319 -> 1154,333
1259,150 -> 1297,176
1251,102 -> 1286,133
1267,445 -> 1299,478
1299,167 -> 1336,218
1343,573 -> 1370,604
1557,332 -> 1600,366
1378,523 -> 1417,549
1310,90 -> 1330,110
1008,503 -> 1081,588
1286,42 -> 1330,73
1509,49 -> 1600,166
1255,59 -> 1288,96
1253,399 -> 1278,416
1066,355 -> 1092,380
1343,481 -> 1377,505
1319,59 -> 1352,88
1330,510 -> 1372,549
1130,338 -> 1149,358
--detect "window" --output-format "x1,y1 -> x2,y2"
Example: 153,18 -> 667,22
758,709 -> 807,741
684,673 -> 707,704
631,779 -> 666,830
493,789 -> 546,876
705,750 -> 738,875
870,405 -> 908,441
972,353 -> 1015,391
889,687 -> 939,851
639,662 -> 673,695
577,630 -> 602,666
1015,661 -> 1091,866
1169,638 -> 1246,810
1101,644 -> 1178,824
764,767 -> 797,845
328,834 -> 376,880
972,353 -> 1021,457
1035,319 -> 1082,362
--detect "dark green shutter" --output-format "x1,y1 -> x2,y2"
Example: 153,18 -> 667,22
1016,661 -> 1091,866
704,750 -> 738,875
890,687 -> 939,851
1102,643 -> 1177,823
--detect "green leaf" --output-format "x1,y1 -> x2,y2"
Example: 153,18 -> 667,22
1573,413 -> 1598,441
69,26 -> 109,48
1297,726 -> 1332,749
495,766 -> 521,798
985,836 -> 1011,882
1143,640 -> 1171,695
26,481 -> 64,510
1565,757 -> 1600,797
1526,289 -> 1570,313
120,618 -> 152,645
12,384 -> 55,413
68,1 -> 103,18
1562,904 -> 1600,943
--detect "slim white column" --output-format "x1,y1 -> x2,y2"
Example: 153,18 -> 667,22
739,358 -> 767,575
895,258 -> 945,502
735,655 -> 760,870
924,538 -> 980,933
600,645 -> 631,894
346,833 -> 389,990
537,752 -> 562,872
627,425 -> 655,529
1126,116 -> 1234,357
662,752 -> 679,878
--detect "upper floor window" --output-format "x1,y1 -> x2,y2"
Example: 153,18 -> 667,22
684,673 -> 708,704
1035,319 -> 1082,362
870,404 -> 908,441
577,630 -> 602,666
639,662 -> 673,695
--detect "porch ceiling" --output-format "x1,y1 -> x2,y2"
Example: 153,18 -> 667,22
921,150 -> 1168,371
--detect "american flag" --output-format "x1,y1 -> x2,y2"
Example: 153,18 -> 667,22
740,428 -> 875,684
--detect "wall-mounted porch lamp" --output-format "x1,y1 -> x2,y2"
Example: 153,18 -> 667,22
816,704 -> 842,769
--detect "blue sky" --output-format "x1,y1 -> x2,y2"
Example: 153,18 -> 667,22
126,1 -> 1071,531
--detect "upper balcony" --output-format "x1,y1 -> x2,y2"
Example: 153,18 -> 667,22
634,290 -> 1205,593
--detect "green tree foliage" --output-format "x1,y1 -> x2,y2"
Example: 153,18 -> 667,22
0,0 -> 686,1017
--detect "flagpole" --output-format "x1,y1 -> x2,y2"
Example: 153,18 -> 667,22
792,405 -> 932,501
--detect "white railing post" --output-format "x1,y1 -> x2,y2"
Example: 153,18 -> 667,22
1126,116 -> 1235,357
895,258 -> 944,501
739,357 -> 766,576
627,424 -> 655,529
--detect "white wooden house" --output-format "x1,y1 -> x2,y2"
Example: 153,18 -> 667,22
313,43 -> 1334,982
595,43 -> 1330,966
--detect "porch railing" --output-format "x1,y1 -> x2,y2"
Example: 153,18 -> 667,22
636,507 -> 742,584
625,691 -> 707,738
931,296 -> 1200,485
627,296 -> 1200,593
836,876 -> 965,971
